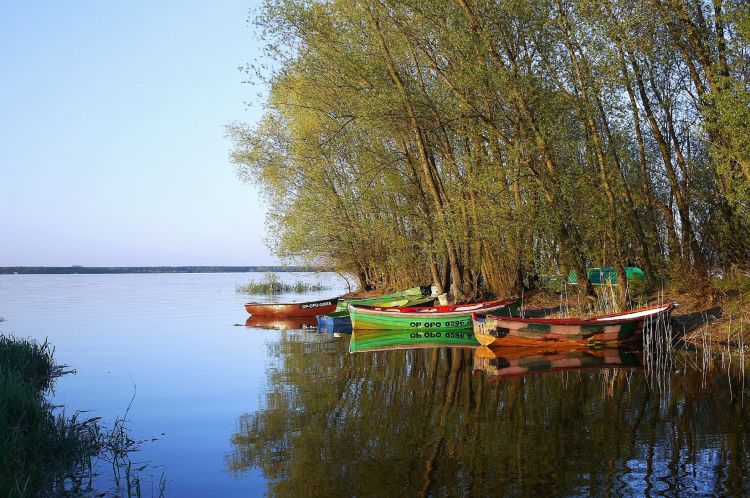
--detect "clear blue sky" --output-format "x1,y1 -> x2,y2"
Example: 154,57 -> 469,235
0,0 -> 276,266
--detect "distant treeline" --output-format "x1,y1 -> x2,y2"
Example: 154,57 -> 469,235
0,266 -> 321,275
230,0 -> 750,303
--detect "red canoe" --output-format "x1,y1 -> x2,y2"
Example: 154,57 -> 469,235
244,297 -> 339,317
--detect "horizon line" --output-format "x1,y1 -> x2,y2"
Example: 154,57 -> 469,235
0,265 -> 331,275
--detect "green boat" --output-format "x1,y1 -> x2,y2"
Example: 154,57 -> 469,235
336,286 -> 430,311
349,294 -> 526,332
349,328 -> 479,353
319,295 -> 435,332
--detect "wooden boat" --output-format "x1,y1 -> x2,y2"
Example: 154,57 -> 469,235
472,346 -> 642,380
336,286 -> 430,311
348,293 -> 529,332
349,328 -> 478,353
244,297 -> 338,317
245,315 -> 318,330
318,295 -> 436,333
472,303 -> 676,347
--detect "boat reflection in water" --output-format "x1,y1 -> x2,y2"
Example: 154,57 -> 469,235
244,315 -> 318,331
316,311 -> 353,334
228,331 -> 750,496
473,345 -> 642,380
349,328 -> 478,353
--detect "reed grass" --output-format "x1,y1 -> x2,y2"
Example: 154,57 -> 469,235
235,272 -> 329,294
0,334 -> 164,497
679,315 -> 749,394
0,335 -> 55,389
0,335 -> 95,496
641,291 -> 675,391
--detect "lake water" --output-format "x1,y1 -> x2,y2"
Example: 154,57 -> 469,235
1,273 -> 749,496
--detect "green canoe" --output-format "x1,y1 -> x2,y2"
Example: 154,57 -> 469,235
349,328 -> 479,353
349,294 -> 525,332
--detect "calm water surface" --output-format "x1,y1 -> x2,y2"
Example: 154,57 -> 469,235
0,273 -> 748,496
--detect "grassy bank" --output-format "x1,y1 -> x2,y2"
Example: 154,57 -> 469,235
235,272 -> 330,294
0,335 -> 95,496
518,275 -> 750,351
672,276 -> 750,350
0,334 -> 160,497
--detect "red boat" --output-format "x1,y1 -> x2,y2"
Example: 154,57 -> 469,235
244,297 -> 339,317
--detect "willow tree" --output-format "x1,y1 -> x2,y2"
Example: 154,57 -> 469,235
230,0 -> 750,300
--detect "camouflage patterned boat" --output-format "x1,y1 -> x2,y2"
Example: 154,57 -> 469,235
349,328 -> 479,353
472,303 -> 676,347
472,346 -> 642,380
349,294 -> 527,332
336,286 -> 431,311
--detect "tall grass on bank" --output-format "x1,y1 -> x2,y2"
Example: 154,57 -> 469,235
0,335 -> 55,390
0,335 -> 93,496
680,316 -> 748,395
235,272 -> 330,294
0,334 -> 163,497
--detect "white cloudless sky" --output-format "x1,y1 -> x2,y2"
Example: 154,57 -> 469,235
0,0 -> 277,265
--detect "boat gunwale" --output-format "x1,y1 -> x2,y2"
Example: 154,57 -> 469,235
244,297 -> 340,308
473,303 -> 676,326
349,295 -> 520,318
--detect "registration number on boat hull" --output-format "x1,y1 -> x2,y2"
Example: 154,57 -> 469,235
409,331 -> 473,339
408,320 -> 468,328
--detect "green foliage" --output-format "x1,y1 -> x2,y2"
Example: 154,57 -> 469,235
705,78 -> 750,218
235,272 -> 330,294
0,335 -> 54,390
231,0 -> 750,298
713,275 -> 750,294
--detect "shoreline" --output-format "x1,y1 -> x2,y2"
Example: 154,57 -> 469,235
0,265 -> 329,275
519,282 -> 750,352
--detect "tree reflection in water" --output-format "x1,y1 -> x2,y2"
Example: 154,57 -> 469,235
227,332 -> 750,496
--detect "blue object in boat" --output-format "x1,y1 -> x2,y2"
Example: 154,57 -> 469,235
316,311 -> 353,334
